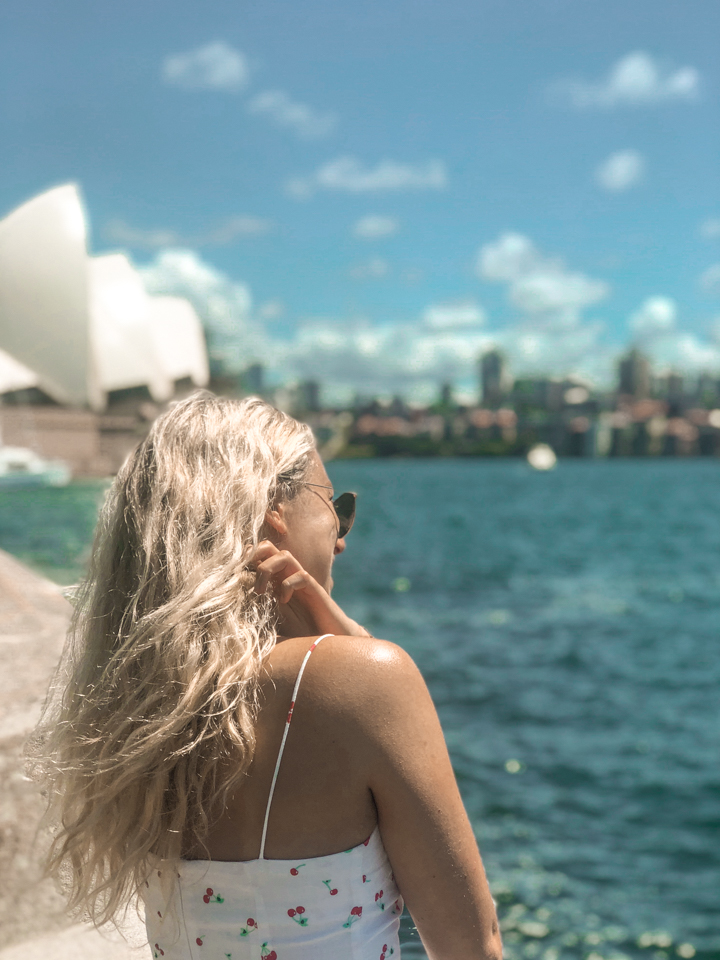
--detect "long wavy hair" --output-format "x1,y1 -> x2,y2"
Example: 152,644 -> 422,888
28,391 -> 316,926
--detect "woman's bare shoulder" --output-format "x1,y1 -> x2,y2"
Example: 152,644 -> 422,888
310,634 -> 419,689
264,634 -> 421,716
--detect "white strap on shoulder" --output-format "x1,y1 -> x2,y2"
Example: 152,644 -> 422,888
259,634 -> 333,860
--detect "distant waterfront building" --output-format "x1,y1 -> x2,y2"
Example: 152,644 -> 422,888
296,379 -> 321,413
666,372 -> 684,401
479,349 -> 508,407
511,376 -> 563,412
618,349 -> 651,399
242,363 -> 265,395
440,382 -> 454,408
696,372 -> 718,403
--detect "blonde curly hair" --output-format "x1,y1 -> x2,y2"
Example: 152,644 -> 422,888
28,391 -> 316,926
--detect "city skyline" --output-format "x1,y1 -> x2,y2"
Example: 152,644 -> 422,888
1,0 -> 719,405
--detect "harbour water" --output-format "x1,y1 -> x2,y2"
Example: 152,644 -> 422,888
1,459 -> 717,958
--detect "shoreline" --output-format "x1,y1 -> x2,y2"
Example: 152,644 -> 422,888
0,548 -> 147,958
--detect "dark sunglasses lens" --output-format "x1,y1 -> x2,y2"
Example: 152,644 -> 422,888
333,492 -> 356,538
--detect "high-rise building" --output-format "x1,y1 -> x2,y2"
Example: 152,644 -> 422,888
696,372 -> 718,403
242,363 -> 265,395
440,382 -> 454,408
479,349 -> 508,407
297,379 -> 321,412
618,349 -> 650,399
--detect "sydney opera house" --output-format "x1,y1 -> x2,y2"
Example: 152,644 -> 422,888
0,184 -> 210,476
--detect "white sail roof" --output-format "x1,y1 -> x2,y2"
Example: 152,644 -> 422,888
0,184 -> 94,407
148,296 -> 210,387
89,253 -> 174,404
0,348 -> 39,394
0,184 -> 210,410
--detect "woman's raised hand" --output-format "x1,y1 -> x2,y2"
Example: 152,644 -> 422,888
248,540 -> 372,639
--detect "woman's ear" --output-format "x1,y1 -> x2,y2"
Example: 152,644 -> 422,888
264,504 -> 288,537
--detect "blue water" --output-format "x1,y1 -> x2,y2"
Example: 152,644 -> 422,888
1,460 -> 717,958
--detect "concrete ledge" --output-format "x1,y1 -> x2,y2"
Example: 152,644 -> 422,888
0,917 -> 149,960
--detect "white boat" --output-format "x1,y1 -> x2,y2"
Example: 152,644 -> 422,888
526,443 -> 557,471
0,445 -> 72,488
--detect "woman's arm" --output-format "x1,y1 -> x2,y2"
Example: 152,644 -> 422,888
353,639 -> 502,960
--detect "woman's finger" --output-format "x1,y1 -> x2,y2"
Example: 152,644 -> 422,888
254,550 -> 303,596
247,539 -> 278,569
277,571 -> 314,604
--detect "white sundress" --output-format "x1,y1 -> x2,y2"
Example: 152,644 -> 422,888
143,634 -> 404,960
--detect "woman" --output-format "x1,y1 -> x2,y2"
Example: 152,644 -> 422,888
32,392 -> 501,960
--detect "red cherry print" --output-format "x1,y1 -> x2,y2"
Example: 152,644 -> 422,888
296,906 -> 305,914
288,908 -> 296,917
362,874 -> 367,883
206,888 -> 213,895
351,906 -> 363,916
247,918 -> 255,927
383,946 -> 388,952
290,868 -> 298,875
268,953 -> 277,960
203,895 -> 210,903
331,888 -> 338,895
157,911 -> 162,918
195,937 -> 203,946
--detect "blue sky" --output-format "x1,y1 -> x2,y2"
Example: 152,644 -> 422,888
2,0 -> 719,403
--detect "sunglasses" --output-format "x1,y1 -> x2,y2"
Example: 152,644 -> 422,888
294,481 -> 357,539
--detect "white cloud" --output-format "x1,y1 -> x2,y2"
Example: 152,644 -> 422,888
700,218 -> 720,239
352,215 -> 400,240
700,263 -> 720,294
104,216 -> 271,249
349,256 -> 390,280
477,232 -> 609,329
630,296 -> 677,337
556,51 -> 700,108
162,41 -> 249,92
511,272 -> 608,321
287,157 -> 447,198
282,317 -> 494,403
628,295 -> 720,373
423,302 -> 486,329
478,232 -> 551,282
645,332 -> 720,375
665,335 -> 720,372
281,311 -> 621,401
247,90 -> 337,139
500,322 -> 614,384
284,178 -> 315,202
595,150 -> 644,192
258,300 -> 285,320
139,249 -> 265,373
105,221 -> 181,249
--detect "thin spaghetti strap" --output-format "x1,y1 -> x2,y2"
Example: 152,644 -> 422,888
259,634 -> 333,860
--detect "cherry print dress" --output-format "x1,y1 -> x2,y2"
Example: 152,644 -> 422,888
143,635 -> 404,959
